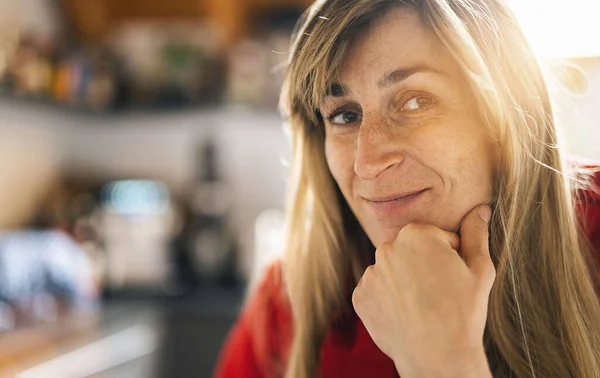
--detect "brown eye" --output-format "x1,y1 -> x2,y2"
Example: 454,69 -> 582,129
401,95 -> 436,112
329,111 -> 362,126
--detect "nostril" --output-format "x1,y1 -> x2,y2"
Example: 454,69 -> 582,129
354,152 -> 403,180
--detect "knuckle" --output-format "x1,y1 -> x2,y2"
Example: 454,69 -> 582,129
400,223 -> 421,235
352,287 -> 361,307
374,245 -> 389,262
364,264 -> 375,277
398,223 -> 440,251
397,224 -> 420,245
353,278 -> 367,305
354,265 -> 376,309
400,223 -> 436,238
360,265 -> 375,286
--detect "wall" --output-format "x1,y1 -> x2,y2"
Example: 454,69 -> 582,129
0,100 -> 289,279
549,57 -> 600,160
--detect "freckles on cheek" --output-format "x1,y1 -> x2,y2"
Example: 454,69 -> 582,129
325,138 -> 354,182
444,139 -> 491,197
422,131 -> 463,166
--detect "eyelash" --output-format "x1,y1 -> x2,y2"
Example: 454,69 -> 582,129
326,107 -> 361,125
326,93 -> 437,126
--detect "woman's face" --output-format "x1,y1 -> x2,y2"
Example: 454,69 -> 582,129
321,7 -> 497,247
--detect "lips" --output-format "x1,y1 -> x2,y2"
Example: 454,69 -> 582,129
363,188 -> 429,219
366,189 -> 428,203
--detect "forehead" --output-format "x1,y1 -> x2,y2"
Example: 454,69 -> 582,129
337,7 -> 452,84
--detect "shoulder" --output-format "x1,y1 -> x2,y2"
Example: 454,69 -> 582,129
244,260 -> 293,372
571,158 -> 600,272
571,158 -> 600,237
245,260 -> 289,317
213,261 -> 291,378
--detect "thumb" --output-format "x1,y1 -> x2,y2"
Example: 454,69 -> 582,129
459,205 -> 494,282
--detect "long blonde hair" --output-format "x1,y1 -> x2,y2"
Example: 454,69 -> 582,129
278,1 -> 600,377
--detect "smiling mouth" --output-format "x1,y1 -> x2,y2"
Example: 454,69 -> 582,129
366,189 -> 428,203
364,189 -> 429,216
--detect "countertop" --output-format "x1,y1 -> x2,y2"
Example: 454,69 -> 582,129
1,286 -> 245,378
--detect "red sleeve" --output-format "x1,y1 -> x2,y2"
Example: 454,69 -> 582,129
213,262 -> 292,378
573,160 -> 600,290
213,309 -> 263,378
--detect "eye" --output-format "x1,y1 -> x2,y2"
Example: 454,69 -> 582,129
328,110 -> 362,126
401,95 -> 436,112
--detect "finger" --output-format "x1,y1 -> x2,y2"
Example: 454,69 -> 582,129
459,205 -> 495,282
420,225 -> 460,251
396,223 -> 460,250
441,230 -> 460,251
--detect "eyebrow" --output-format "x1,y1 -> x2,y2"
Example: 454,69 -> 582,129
326,83 -> 350,97
378,65 -> 440,89
325,64 -> 440,98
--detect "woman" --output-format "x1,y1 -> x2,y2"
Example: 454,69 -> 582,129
215,0 -> 600,377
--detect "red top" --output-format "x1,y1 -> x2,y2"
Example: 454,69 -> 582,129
214,166 -> 600,378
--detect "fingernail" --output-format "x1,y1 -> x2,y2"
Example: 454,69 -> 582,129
478,205 -> 492,223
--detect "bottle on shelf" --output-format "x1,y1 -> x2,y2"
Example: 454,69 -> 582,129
188,137 -> 238,286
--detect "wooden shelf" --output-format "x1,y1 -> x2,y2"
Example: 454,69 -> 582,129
60,0 -> 314,46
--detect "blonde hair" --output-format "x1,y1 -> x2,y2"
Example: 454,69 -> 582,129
279,0 -> 600,377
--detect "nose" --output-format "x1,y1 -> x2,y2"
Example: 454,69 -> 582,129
354,114 -> 405,180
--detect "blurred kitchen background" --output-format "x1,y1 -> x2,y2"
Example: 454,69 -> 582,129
0,0 -> 598,377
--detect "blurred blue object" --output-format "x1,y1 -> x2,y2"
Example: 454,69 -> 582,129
0,230 -> 97,319
101,180 -> 170,216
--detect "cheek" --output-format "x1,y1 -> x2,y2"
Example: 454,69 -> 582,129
325,137 -> 355,185
446,129 -> 496,194
420,121 -> 496,194
457,125 -> 497,180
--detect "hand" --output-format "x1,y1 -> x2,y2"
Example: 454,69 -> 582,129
352,205 -> 495,378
